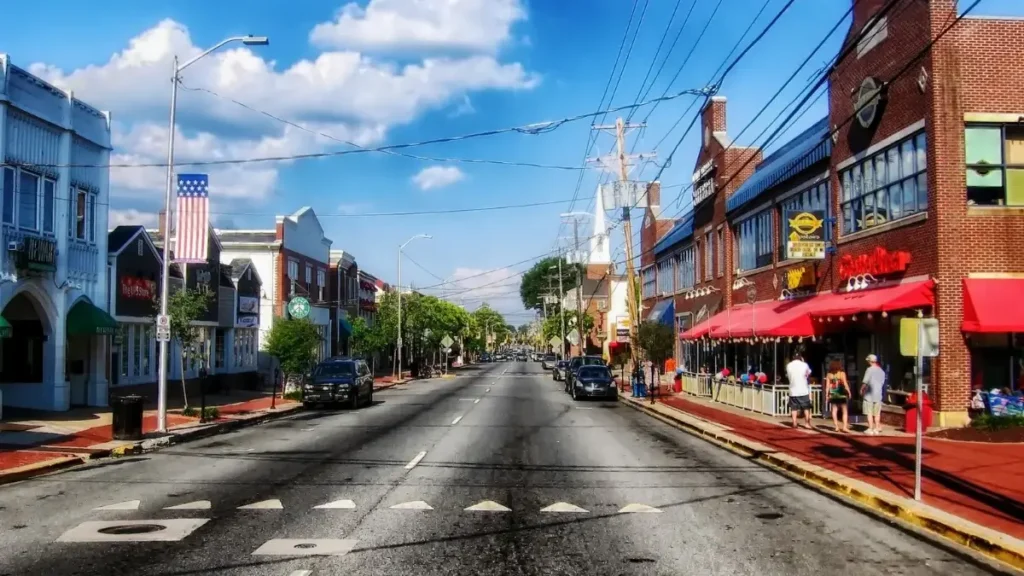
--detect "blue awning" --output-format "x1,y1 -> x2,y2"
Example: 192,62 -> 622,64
726,118 -> 832,214
646,298 -> 675,326
339,317 -> 353,337
653,212 -> 695,257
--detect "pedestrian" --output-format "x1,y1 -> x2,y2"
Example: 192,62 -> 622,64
826,360 -> 851,433
785,351 -> 814,430
860,354 -> 886,435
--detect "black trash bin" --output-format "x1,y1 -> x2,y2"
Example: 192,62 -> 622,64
111,395 -> 144,441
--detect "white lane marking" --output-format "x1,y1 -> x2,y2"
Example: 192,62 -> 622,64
405,451 -> 427,469
458,398 -> 476,401
165,500 -> 211,510
473,398 -> 481,404
575,407 -> 593,410
465,500 -> 511,512
389,500 -> 433,510
540,502 -> 588,513
57,519 -> 209,542
252,539 -> 358,557
94,500 -> 140,511
288,571 -> 313,576
485,388 -> 491,393
618,503 -> 663,514
301,428 -> 316,432
238,499 -> 283,510
313,499 -> 356,509
451,415 -> 463,425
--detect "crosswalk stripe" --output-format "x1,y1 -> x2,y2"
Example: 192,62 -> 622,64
618,503 -> 662,514
389,500 -> 432,510
238,499 -> 283,510
540,502 -> 588,513
313,499 -> 356,509
165,500 -> 212,510
93,500 -> 140,511
465,500 -> 511,512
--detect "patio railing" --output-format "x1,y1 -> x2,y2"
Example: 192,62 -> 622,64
680,372 -> 824,417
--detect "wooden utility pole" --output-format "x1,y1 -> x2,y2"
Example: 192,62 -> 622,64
591,118 -> 654,369
572,219 -> 585,354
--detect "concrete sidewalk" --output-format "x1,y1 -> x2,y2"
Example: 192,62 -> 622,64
620,392 -> 1024,571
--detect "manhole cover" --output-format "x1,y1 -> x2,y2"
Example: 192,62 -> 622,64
97,524 -> 168,535
755,512 -> 784,520
293,543 -> 317,549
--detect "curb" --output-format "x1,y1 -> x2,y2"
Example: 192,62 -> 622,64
0,455 -> 87,486
620,396 -> 1024,574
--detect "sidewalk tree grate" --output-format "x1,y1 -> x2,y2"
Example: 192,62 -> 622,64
97,524 -> 166,535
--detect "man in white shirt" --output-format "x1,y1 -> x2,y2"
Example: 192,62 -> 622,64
786,351 -> 813,429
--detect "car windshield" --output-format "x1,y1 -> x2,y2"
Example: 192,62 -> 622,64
544,355 -> 555,360
581,357 -> 605,366
577,366 -> 611,379
314,362 -> 355,377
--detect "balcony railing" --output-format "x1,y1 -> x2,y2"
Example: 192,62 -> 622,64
66,239 -> 99,281
0,226 -> 99,282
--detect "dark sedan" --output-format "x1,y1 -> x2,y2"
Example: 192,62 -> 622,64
570,365 -> 617,401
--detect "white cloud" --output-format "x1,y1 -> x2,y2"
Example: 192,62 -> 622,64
109,208 -> 159,228
412,165 -> 465,190
310,0 -> 526,53
27,13 -> 537,210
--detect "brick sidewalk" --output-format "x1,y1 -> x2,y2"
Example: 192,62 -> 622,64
649,392 -> 1024,540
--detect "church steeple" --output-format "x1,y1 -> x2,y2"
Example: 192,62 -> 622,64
589,184 -> 611,265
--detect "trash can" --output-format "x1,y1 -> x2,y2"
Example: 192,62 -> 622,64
904,392 -> 934,433
673,372 -> 683,394
111,395 -> 144,441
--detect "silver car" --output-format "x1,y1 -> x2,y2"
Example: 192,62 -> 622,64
541,354 -> 557,370
552,360 -> 568,381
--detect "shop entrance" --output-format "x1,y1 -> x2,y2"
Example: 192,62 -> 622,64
0,292 -> 48,384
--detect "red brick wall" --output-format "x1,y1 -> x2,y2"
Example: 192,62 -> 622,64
275,247 -> 330,318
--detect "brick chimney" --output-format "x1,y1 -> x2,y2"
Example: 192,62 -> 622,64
702,96 -> 727,133
647,181 -> 661,208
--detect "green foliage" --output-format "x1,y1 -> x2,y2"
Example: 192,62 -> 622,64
519,256 -> 583,312
182,406 -> 219,420
283,390 -> 303,401
636,321 -> 675,367
970,414 -> 1024,430
164,288 -> 213,408
350,315 -> 389,358
264,318 -> 324,380
541,309 -> 594,344
468,304 -> 507,352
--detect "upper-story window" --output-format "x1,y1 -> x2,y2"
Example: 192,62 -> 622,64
641,266 -> 657,299
287,259 -> 299,294
1,166 -> 57,235
735,210 -> 773,272
779,179 -> 831,260
703,231 -> 713,281
840,131 -> 927,235
675,244 -> 696,292
69,188 -> 97,242
965,124 -> 1024,206
716,227 -> 724,277
856,16 -> 888,58
656,258 -> 674,295
317,268 -> 326,301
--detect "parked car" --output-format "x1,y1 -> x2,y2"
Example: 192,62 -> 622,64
541,354 -> 557,370
552,360 -> 569,381
303,357 -> 374,409
570,365 -> 617,401
564,355 -> 607,393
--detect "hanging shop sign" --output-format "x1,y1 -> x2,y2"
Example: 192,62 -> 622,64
616,315 -> 630,342
14,236 -> 57,272
838,247 -> 911,281
237,315 -> 259,328
238,295 -> 259,314
785,210 -> 826,260
854,76 -> 884,130
288,296 -> 311,319
120,276 -> 156,300
691,160 -> 716,206
784,266 -> 816,291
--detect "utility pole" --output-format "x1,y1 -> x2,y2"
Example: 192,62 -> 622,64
591,118 -> 654,370
557,255 -> 566,359
559,214 -> 590,356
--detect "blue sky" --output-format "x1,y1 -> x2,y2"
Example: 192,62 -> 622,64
4,0 -> 1021,323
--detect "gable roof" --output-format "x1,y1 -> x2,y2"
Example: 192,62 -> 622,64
108,225 -> 163,263
228,258 -> 263,286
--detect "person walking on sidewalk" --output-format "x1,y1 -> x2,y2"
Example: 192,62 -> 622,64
861,354 -> 886,435
826,360 -> 851,433
786,351 -> 814,430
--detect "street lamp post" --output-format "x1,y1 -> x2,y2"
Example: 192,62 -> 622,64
397,234 -> 431,380
156,35 -> 269,433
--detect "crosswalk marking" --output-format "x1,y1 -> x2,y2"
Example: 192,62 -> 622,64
238,499 -> 283,510
94,500 -> 140,511
313,499 -> 356,509
165,500 -> 211,510
389,500 -> 432,510
57,519 -> 209,542
618,503 -> 662,514
465,500 -> 510,512
540,502 -> 588,513
252,538 -> 358,557
288,571 -> 313,576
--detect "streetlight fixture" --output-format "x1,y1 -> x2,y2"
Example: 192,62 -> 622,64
397,234 -> 432,380
155,35 -> 270,433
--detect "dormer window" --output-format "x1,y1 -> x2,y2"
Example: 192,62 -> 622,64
857,16 -> 888,58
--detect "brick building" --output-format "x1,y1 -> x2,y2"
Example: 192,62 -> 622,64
667,0 -> 1023,427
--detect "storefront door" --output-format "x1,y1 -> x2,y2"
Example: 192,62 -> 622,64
67,335 -> 91,406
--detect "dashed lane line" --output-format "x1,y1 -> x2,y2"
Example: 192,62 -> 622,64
451,415 -> 463,425
405,451 -> 427,470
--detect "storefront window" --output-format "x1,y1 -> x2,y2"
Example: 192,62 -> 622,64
114,323 -> 155,385
841,131 -> 927,234
119,324 -> 130,377
779,179 -> 830,260
641,266 -> 657,299
735,210 -> 773,272
215,328 -> 226,369
656,258 -> 674,295
965,124 -> 1024,206
969,333 -> 1023,392
675,244 -> 696,291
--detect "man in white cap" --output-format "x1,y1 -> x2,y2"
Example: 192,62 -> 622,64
860,354 -> 886,435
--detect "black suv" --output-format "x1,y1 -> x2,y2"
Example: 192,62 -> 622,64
303,357 -> 374,409
564,355 -> 606,393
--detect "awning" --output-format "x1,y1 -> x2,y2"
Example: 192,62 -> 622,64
963,278 -> 1024,333
811,279 -> 935,319
339,316 -> 353,337
0,315 -> 10,338
707,300 -> 816,339
646,299 -> 675,326
67,301 -> 118,336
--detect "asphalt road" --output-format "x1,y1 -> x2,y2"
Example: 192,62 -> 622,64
0,362 -> 992,576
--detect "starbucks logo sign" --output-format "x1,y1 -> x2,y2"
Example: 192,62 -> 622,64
287,296 -> 311,320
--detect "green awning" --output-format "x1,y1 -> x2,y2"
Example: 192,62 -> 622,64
67,301 -> 117,336
0,315 -> 10,339
339,317 -> 353,337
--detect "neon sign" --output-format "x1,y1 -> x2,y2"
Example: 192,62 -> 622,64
838,247 -> 911,281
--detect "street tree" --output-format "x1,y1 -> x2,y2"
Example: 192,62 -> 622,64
165,288 -> 212,409
349,316 -> 387,360
541,309 -> 594,350
519,256 -> 584,312
263,318 -> 323,391
636,320 -> 675,385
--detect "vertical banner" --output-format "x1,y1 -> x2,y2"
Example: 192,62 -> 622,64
175,173 -> 210,263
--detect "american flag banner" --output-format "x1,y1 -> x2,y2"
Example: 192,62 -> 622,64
174,173 -> 210,263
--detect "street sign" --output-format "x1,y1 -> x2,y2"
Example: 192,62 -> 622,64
441,335 -> 454,349
287,297 -> 310,320
548,336 -> 560,348
900,318 -> 939,357
444,347 -> 452,355
156,314 -> 170,328
156,326 -> 171,342
567,331 -> 580,346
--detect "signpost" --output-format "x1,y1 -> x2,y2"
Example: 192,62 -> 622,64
155,314 -> 171,342
899,317 -> 940,501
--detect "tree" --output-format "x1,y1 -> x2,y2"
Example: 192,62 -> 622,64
264,318 -> 323,389
541,309 -> 594,348
636,320 -> 675,379
469,304 -> 507,352
166,288 -> 212,408
519,256 -> 584,313
349,316 -> 387,359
